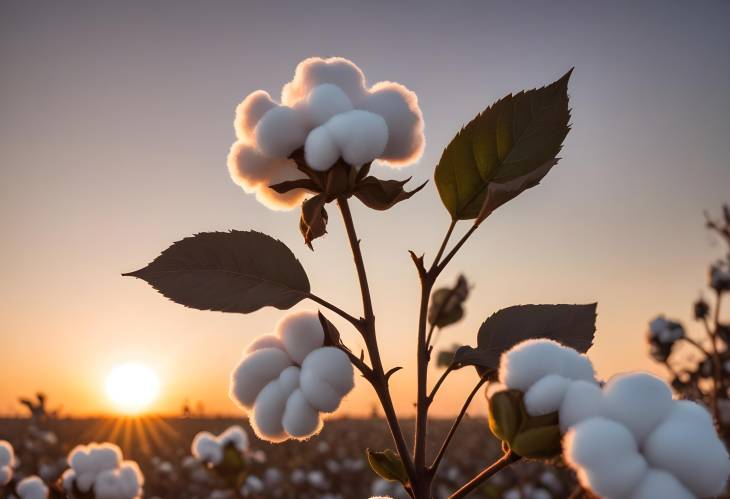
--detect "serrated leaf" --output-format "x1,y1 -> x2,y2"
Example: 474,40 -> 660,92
124,230 -> 310,313
354,176 -> 427,210
300,194 -> 328,249
452,304 -> 597,371
366,448 -> 408,484
435,69 -> 572,220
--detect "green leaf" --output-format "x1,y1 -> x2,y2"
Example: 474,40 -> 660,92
487,389 -> 525,443
123,230 -> 310,313
452,303 -> 597,372
366,448 -> 408,484
434,69 -> 572,220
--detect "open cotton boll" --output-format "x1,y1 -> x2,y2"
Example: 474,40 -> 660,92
602,372 -> 673,443
235,90 -> 277,141
361,82 -> 425,165
246,334 -> 286,353
255,105 -> 308,158
326,110 -> 389,167
557,349 -> 595,382
305,84 -> 353,127
565,417 -> 648,498
0,440 -> 12,466
93,461 -> 143,499
300,347 -> 355,413
559,380 -> 604,432
499,339 -> 568,391
17,476 -> 49,499
524,374 -> 571,416
191,432 -> 223,465
278,366 -> 301,393
304,125 -> 340,171
219,425 -> 249,453
282,388 -> 322,438
281,57 -> 368,107
230,347 -> 292,409
277,311 -> 325,364
628,469 -> 694,499
251,377 -> 297,442
644,403 -> 730,497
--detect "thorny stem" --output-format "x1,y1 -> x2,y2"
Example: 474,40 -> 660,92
449,451 -> 521,499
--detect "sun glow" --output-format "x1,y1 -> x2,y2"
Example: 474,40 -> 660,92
105,363 -> 160,414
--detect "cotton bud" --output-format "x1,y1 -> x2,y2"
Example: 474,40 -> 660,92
646,316 -> 684,362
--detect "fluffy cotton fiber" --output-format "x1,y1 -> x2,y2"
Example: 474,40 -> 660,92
62,443 -> 143,499
0,440 -> 13,486
16,476 -> 49,499
230,311 -> 354,442
192,425 -> 249,466
228,56 -> 425,209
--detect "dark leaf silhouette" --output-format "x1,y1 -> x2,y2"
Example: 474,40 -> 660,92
300,194 -> 328,249
318,311 -> 341,347
452,303 -> 596,372
123,230 -> 310,313
354,176 -> 427,211
435,69 -> 572,220
366,448 -> 408,484
428,274 -> 469,329
269,178 -> 319,194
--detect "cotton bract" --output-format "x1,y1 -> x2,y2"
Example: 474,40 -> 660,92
16,476 -> 49,499
228,56 -> 425,209
61,443 -> 143,499
0,440 -> 13,486
230,310 -> 354,442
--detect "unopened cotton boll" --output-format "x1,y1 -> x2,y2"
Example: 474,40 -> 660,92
230,347 -> 292,408
304,125 -> 340,171
559,380 -> 604,432
235,90 -> 277,141
300,347 -> 355,413
628,469 -> 694,499
277,311 -> 325,364
565,417 -> 647,498
644,402 -> 730,497
282,388 -> 322,438
326,110 -> 389,167
602,372 -> 673,443
305,84 -> 353,126
499,339 -> 568,391
17,476 -> 49,499
255,106 -> 308,158
191,432 -> 223,465
524,374 -> 571,416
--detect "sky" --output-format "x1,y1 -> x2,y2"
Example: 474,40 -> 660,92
1,0 -> 729,418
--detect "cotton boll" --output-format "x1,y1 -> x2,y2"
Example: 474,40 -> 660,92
255,106 -> 308,158
0,466 -> 11,486
304,125 -> 340,171
644,404 -> 730,497
524,374 -> 571,416
559,380 -> 604,432
191,432 -> 223,465
663,399 -> 715,431
227,141 -> 278,191
628,469 -> 694,499
499,339 -> 567,391
229,347 -> 292,409
327,110 -> 389,167
282,57 -> 368,107
251,380 -> 290,442
246,334 -> 286,353
361,82 -> 425,165
300,347 -> 355,413
558,349 -> 595,382
118,461 -> 143,497
219,425 -> 249,454
278,366 -> 301,394
235,90 -> 277,141
565,417 -> 647,498
602,372 -> 673,443
17,476 -> 48,499
282,389 -> 322,438
0,440 -> 12,466
252,158 -> 310,210
277,311 -> 325,364
305,84 -> 353,126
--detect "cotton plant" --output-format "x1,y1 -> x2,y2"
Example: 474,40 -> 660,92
1,440 -> 15,487
60,443 -> 143,499
191,426 -> 250,491
15,476 -> 49,499
125,56 -> 721,498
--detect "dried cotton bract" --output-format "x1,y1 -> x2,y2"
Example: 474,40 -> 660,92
228,57 -> 424,209
0,440 -> 13,486
230,311 -> 354,442
16,476 -> 49,499
61,443 -> 144,499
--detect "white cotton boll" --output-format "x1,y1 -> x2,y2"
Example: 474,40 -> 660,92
219,425 -> 249,454
191,432 -> 223,465
602,372 -> 673,443
559,380 -> 604,432
16,476 -> 48,499
255,106 -> 308,158
304,125 -> 340,171
644,403 -> 730,497
305,84 -> 353,126
326,110 -> 389,167
557,349 -> 595,382
251,380 -> 289,442
300,347 -> 355,413
246,334 -> 286,353
235,90 -> 277,141
94,469 -> 127,499
565,417 -> 647,498
0,467 -> 11,487
361,82 -> 425,165
281,57 -> 368,107
277,311 -> 325,365
118,461 -> 143,497
229,347 -> 292,409
523,374 -> 571,416
0,440 -> 12,466
278,366 -> 301,394
61,469 -> 76,492
282,389 -> 322,438
628,469 -> 694,499
498,339 -> 567,391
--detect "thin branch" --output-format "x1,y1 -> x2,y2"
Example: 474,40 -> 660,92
427,364 -> 455,406
449,451 -> 521,499
430,375 -> 488,472
679,336 -> 711,357
433,224 -> 480,277
432,219 -> 457,269
305,292 -> 362,330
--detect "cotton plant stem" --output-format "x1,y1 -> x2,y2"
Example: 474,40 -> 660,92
434,223 -> 480,276
414,277 -> 433,497
427,364 -> 455,406
449,451 -> 521,499
709,292 -> 724,422
336,197 -> 417,485
305,292 -> 361,330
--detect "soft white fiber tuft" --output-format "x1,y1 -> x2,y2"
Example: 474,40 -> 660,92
0,440 -> 13,486
304,125 -> 340,171
627,469 -> 694,499
305,84 -> 353,126
282,388 -> 322,438
558,380 -> 604,432
300,347 -> 355,413
191,431 -> 223,465
499,339 -> 571,391
230,347 -> 292,409
523,374 -> 571,416
235,90 -> 277,141
254,106 -> 308,158
17,475 -> 48,499
326,110 -> 389,167
277,311 -> 325,364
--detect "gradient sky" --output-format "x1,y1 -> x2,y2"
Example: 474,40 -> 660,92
1,0 -> 729,418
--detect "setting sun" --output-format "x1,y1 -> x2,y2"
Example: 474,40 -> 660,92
105,363 -> 161,414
